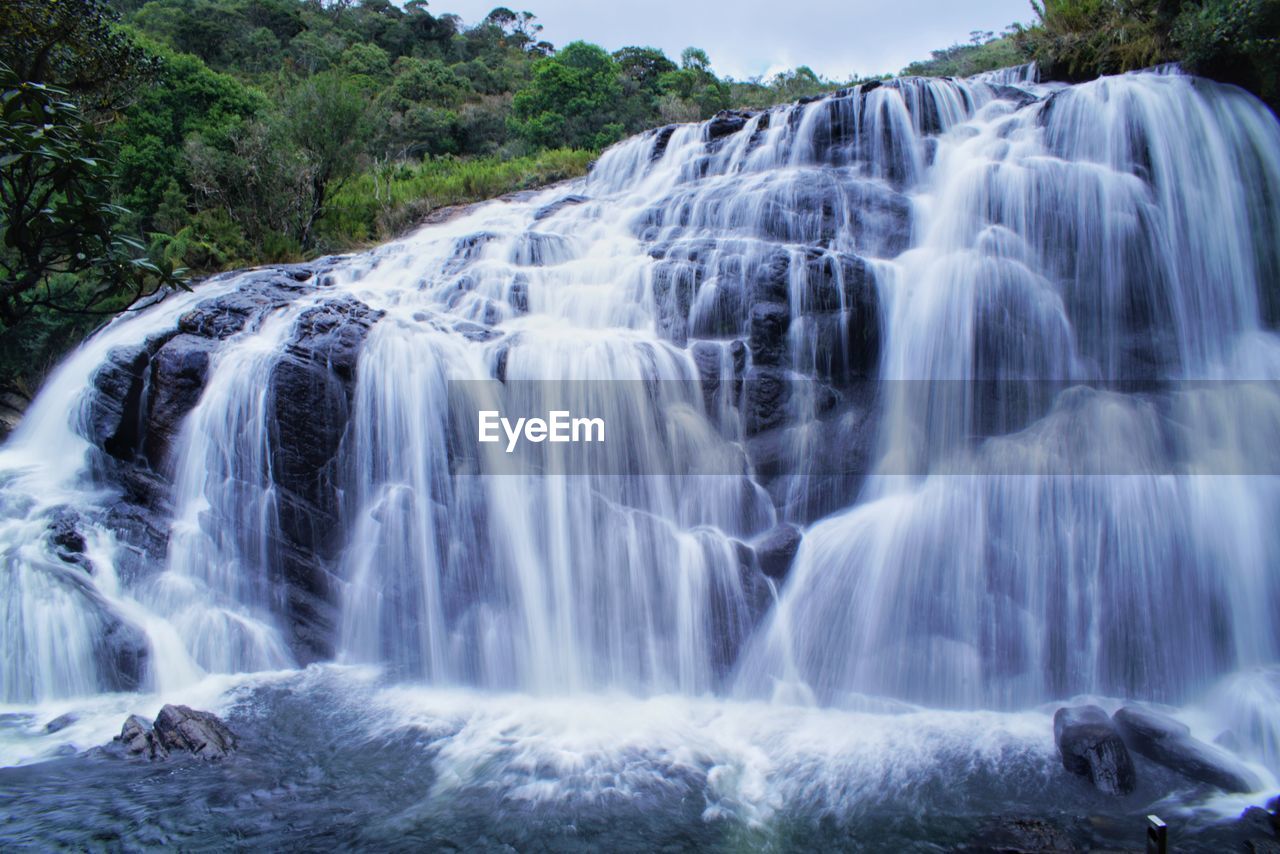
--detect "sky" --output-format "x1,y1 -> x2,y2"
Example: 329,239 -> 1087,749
432,1 -> 1036,81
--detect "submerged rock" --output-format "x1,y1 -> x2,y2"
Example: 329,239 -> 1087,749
1113,705 -> 1261,794
43,713 -> 77,734
118,705 -> 236,761
754,524 -> 802,581
965,816 -> 1082,852
1053,704 -> 1137,795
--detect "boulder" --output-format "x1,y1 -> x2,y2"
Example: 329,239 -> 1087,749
1113,706 -> 1261,793
117,713 -> 167,760
1053,704 -> 1137,795
152,704 -> 237,760
754,524 -> 802,581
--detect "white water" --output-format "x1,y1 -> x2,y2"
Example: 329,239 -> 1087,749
0,68 -> 1277,807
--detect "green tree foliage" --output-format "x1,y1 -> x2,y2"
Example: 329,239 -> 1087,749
1016,0 -> 1280,110
0,66 -> 181,347
902,31 -> 1027,78
1174,0 -> 1280,107
0,0 -> 993,390
656,47 -> 732,120
510,41 -> 625,149
0,0 -> 158,113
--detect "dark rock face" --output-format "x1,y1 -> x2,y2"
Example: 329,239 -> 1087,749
743,367 -> 789,435
77,262 -> 375,664
754,524 -> 802,581
1113,705 -> 1261,793
97,613 -> 149,693
651,125 -> 678,161
267,296 -> 383,661
706,110 -> 752,141
0,389 -> 27,439
47,506 -> 91,573
144,334 -> 218,465
748,302 -> 791,367
117,705 -> 236,761
1053,705 -> 1137,795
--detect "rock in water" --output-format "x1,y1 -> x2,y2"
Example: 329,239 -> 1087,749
1113,706 -> 1261,793
754,524 -> 803,581
1053,705 -> 1137,795
116,713 -> 167,760
153,705 -> 237,760
43,713 -> 77,734
117,706 -> 236,761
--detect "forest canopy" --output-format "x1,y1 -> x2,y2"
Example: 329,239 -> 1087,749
1,0 -> 1276,390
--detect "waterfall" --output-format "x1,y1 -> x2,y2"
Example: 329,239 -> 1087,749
1,66 -> 1277,791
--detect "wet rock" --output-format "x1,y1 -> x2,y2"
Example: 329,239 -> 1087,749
144,333 -> 218,465
177,276 -> 305,340
651,125 -> 677,161
1053,704 -> 1137,795
532,194 -> 589,221
47,507 -> 89,571
267,296 -> 383,661
509,275 -> 529,314
44,713 -> 77,734
743,367 -> 789,434
153,704 -> 237,760
1113,705 -> 1262,793
0,388 -> 28,439
965,816 -> 1082,852
97,612 -> 149,694
88,344 -> 153,460
748,302 -> 790,367
1239,806 -> 1279,839
754,524 -> 802,581
706,110 -> 751,141
749,249 -> 792,304
117,713 -> 167,759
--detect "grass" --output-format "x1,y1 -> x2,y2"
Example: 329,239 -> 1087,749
317,147 -> 597,247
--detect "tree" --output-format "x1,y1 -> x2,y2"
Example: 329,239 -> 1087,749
614,46 -> 677,91
0,0 -> 158,114
0,66 -> 182,329
281,71 -> 374,245
658,47 -> 730,120
510,42 -> 625,150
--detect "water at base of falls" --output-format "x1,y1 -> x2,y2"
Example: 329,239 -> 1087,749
0,666 -> 1271,851
2,62 -> 1280,848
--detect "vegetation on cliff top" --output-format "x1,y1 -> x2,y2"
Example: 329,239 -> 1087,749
1,0 -> 1277,391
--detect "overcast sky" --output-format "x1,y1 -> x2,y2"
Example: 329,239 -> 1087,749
434,1 -> 1036,80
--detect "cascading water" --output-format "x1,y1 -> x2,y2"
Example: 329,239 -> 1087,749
2,63 -> 1279,848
